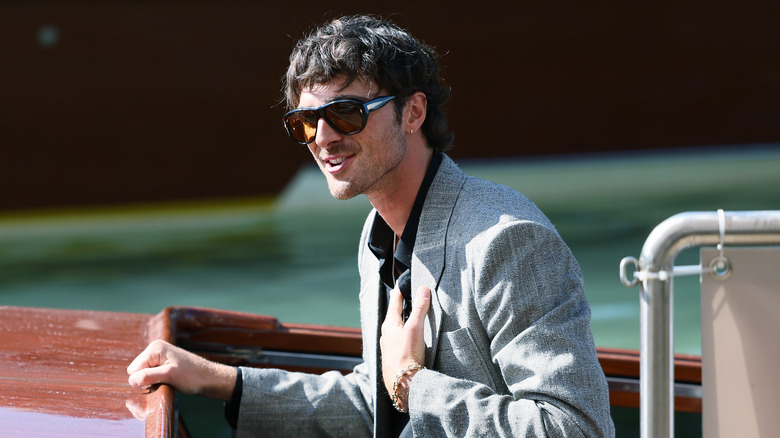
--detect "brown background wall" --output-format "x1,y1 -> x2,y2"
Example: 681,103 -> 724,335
3,1 -> 779,211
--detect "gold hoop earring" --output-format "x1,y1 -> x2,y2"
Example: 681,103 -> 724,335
409,129 -> 414,135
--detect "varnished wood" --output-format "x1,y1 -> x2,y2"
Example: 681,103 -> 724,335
171,306 -> 363,358
0,306 -> 175,437
596,346 -> 702,412
597,347 -> 702,384
164,306 -> 703,413
0,304 -> 704,436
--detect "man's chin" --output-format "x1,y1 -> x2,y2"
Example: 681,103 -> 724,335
327,183 -> 360,200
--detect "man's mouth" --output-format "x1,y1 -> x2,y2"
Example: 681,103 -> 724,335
324,155 -> 353,173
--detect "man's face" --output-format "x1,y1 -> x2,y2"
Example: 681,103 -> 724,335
297,77 -> 406,200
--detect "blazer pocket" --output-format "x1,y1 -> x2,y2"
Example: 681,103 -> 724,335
436,327 -> 500,391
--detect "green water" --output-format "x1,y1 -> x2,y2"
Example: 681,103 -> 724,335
2,146 -> 779,357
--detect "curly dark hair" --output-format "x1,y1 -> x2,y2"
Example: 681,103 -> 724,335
284,15 -> 454,152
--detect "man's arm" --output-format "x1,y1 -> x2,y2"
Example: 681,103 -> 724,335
127,339 -> 237,401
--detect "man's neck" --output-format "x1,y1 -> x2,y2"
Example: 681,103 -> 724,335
368,146 -> 433,237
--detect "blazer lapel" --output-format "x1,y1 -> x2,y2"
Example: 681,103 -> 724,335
411,155 -> 467,367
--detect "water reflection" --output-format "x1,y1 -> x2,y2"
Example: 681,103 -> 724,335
0,407 -> 144,436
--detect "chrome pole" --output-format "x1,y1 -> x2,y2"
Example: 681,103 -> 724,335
634,210 -> 780,438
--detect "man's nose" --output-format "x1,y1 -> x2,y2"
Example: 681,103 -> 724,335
314,117 -> 344,148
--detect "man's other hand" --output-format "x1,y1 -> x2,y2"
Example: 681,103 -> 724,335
127,339 -> 237,401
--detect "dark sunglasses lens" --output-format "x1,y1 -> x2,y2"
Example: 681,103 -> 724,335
324,101 -> 365,135
286,111 -> 318,143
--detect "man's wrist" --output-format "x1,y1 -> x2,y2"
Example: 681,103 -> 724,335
200,360 -> 238,401
392,362 -> 425,413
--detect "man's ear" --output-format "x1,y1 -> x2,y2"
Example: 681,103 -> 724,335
404,91 -> 427,134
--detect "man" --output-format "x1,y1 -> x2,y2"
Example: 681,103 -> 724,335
128,15 -> 615,437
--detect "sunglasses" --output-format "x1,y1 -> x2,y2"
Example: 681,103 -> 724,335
282,95 -> 395,145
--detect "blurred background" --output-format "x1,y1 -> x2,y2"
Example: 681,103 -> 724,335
3,1 -> 779,210
3,2 -> 780,435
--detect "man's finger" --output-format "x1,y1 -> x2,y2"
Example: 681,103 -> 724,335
385,286 -> 404,325
405,286 -> 431,330
127,350 -> 154,376
128,363 -> 172,389
127,339 -> 168,375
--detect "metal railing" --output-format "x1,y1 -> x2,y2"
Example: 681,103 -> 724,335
619,210 -> 780,438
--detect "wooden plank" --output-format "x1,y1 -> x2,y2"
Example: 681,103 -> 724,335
598,347 -> 702,412
0,306 -> 174,437
0,302 -> 702,437
165,307 -> 703,413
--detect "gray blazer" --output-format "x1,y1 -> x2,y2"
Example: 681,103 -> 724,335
237,155 -> 615,437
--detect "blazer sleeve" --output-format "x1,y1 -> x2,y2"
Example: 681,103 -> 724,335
408,220 -> 615,437
235,361 -> 374,437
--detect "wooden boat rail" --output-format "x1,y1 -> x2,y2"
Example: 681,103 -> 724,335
165,306 -> 703,413
0,304 -> 702,437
